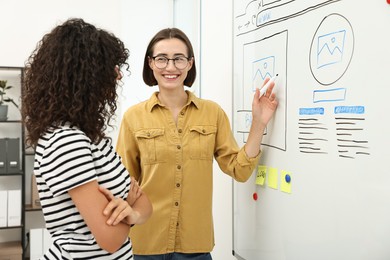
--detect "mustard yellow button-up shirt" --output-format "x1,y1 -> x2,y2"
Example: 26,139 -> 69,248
116,91 -> 261,255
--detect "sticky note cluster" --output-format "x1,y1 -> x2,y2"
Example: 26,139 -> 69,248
255,165 -> 292,193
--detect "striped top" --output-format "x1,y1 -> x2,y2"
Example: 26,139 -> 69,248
34,123 -> 133,259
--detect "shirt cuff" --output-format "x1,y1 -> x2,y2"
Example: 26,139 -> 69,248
237,146 -> 262,166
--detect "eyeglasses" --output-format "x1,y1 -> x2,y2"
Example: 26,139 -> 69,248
152,56 -> 190,70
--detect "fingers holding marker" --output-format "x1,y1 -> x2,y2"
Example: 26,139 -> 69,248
259,74 -> 278,98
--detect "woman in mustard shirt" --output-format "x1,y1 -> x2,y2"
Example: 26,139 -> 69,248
116,28 -> 278,260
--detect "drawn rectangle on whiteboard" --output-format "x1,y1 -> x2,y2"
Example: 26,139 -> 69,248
317,30 -> 346,69
235,0 -> 341,35
236,110 -> 252,133
242,31 -> 287,151
313,88 -> 346,103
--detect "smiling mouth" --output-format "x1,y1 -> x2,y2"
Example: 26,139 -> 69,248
164,75 -> 179,79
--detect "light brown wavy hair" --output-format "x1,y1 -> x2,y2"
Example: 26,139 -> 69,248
22,18 -> 129,147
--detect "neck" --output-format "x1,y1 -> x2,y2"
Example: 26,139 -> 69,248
158,89 -> 188,109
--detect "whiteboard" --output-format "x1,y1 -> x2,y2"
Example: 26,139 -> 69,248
232,1 -> 390,260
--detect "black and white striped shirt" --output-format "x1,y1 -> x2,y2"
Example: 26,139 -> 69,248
34,123 -> 133,259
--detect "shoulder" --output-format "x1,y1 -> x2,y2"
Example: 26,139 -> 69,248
198,98 -> 222,110
194,96 -> 226,119
124,100 -> 149,115
37,124 -> 91,156
45,125 -> 89,143
188,91 -> 223,111
121,101 -> 150,131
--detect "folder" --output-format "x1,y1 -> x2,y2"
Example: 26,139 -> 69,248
0,139 -> 6,174
0,190 -> 7,227
30,228 -> 43,260
43,228 -> 52,254
31,174 -> 41,209
7,190 -> 21,227
6,138 -> 20,174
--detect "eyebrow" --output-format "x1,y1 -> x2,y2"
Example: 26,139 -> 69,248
153,53 -> 187,57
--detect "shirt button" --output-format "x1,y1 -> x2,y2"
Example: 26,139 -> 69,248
202,129 -> 206,133
175,202 -> 179,206
147,132 -> 150,137
177,165 -> 181,170
180,111 -> 185,115
177,145 -> 181,149
176,183 -> 180,188
178,129 -> 182,133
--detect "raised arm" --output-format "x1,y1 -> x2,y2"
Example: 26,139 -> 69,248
244,77 -> 278,157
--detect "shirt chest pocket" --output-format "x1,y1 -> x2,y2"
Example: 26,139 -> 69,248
189,125 -> 217,160
135,128 -> 167,164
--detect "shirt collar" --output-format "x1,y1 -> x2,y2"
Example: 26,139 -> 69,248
146,90 -> 200,112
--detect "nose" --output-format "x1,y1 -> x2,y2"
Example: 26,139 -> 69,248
165,59 -> 176,69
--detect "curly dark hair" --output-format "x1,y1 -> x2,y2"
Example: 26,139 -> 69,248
22,18 -> 129,147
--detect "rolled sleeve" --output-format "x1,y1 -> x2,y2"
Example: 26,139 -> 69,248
237,146 -> 262,166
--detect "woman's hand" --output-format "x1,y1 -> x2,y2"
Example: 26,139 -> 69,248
127,176 -> 142,206
252,77 -> 278,128
99,180 -> 142,226
244,77 -> 278,158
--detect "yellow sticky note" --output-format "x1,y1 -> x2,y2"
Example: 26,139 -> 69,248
256,165 -> 267,186
280,170 -> 292,194
267,167 -> 278,189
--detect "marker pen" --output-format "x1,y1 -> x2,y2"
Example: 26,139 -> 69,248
259,74 -> 278,97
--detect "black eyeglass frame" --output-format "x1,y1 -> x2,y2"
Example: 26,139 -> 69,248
151,56 -> 191,69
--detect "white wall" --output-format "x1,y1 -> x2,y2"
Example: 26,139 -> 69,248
116,0 -> 174,145
0,0 -> 122,67
200,0 -> 236,259
0,0 -> 173,162
118,0 -> 173,121
0,0 -> 237,259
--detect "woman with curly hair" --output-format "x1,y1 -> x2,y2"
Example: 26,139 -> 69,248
22,18 -> 152,259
